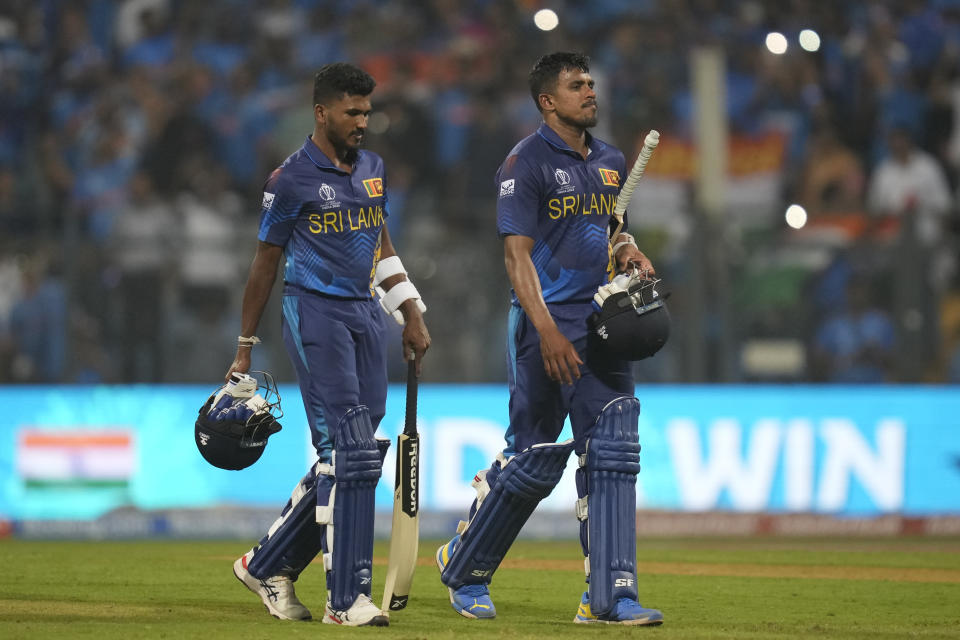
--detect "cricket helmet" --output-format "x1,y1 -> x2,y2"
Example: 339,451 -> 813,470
195,371 -> 283,470
589,276 -> 670,361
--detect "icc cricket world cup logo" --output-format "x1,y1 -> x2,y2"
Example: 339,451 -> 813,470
319,183 -> 337,201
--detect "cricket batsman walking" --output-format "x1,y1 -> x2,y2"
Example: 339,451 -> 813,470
226,63 -> 430,627
435,52 -> 664,625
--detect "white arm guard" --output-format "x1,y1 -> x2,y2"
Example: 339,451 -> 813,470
373,256 -> 427,325
373,255 -> 405,287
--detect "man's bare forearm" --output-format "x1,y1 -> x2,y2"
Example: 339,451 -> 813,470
504,235 -> 558,336
240,242 -> 283,337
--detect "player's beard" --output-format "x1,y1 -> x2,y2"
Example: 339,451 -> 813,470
328,128 -> 364,163
557,105 -> 598,130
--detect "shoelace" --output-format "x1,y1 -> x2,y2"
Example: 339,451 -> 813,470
260,576 -> 292,602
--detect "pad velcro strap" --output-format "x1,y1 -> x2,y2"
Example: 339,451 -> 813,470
374,255 -> 406,286
575,496 -> 589,521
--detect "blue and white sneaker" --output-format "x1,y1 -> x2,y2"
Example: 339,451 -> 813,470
573,591 -> 663,626
436,535 -> 497,619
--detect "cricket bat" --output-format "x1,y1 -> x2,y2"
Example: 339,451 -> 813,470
381,358 -> 420,612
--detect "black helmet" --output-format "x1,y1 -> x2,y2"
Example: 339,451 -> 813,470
589,277 -> 670,361
195,371 -> 283,470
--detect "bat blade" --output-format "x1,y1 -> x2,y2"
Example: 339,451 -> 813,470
381,359 -> 420,612
381,432 -> 419,610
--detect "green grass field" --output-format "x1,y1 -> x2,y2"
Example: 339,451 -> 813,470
2,537 -> 960,639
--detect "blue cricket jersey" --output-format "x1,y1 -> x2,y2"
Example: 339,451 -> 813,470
258,136 -> 388,298
496,123 -> 626,304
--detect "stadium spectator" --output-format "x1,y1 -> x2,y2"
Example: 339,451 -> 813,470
7,253 -> 67,382
811,275 -> 896,383
107,170 -> 178,381
799,123 -> 866,219
867,126 -> 951,245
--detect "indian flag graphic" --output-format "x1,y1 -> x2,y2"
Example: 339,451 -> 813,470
16,429 -> 136,489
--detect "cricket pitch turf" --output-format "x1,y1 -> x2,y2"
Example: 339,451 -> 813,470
2,536 -> 960,638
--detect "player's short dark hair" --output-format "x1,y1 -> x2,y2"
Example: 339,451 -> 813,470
529,52 -> 590,112
313,63 -> 376,105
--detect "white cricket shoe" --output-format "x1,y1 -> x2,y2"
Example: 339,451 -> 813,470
323,593 -> 389,626
233,556 -> 312,621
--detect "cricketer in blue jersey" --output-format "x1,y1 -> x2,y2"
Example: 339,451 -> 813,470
225,63 -> 430,628
436,52 -> 664,626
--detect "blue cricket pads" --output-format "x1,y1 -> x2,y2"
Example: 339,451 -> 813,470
441,439 -> 574,589
245,461 -> 329,580
576,396 -> 642,617
326,405 -> 383,611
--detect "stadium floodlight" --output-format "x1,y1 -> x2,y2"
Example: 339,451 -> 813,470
799,29 -> 821,52
785,204 -> 807,229
534,8 -> 559,31
765,32 -> 788,55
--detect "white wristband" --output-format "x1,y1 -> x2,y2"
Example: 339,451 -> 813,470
611,232 -> 636,256
238,335 -> 261,347
374,255 -> 406,287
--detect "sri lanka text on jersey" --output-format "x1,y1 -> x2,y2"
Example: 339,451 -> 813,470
546,193 -> 616,220
308,205 -> 385,234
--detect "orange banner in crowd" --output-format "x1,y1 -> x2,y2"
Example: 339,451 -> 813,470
634,132 -> 787,179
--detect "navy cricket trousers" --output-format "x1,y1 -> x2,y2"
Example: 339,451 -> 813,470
504,301 -> 635,457
281,291 -> 387,463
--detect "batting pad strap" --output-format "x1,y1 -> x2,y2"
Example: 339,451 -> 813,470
582,397 -> 642,617
374,255 -> 406,287
376,437 -> 391,464
328,406 -> 383,611
315,464 -> 336,525
441,440 -> 575,590
575,496 -> 588,521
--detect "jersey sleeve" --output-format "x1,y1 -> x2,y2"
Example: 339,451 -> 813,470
257,168 -> 300,247
496,154 -> 541,239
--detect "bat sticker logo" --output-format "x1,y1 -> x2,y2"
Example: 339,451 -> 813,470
401,439 -> 419,516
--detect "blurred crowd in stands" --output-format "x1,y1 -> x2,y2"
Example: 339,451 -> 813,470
1,0 -> 959,384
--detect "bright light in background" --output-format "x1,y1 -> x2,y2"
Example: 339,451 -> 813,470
368,112 -> 390,135
534,8 -> 559,31
799,29 -> 821,52
765,31 -> 788,55
785,204 -> 808,229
